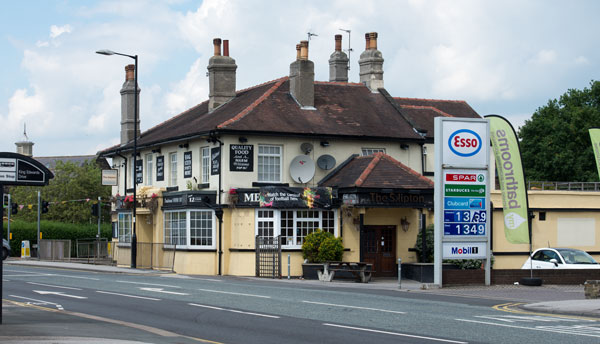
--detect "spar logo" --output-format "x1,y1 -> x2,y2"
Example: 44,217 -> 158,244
448,129 -> 482,157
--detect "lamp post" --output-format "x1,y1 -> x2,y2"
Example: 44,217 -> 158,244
96,49 -> 138,269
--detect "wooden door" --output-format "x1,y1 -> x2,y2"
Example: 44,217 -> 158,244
363,226 -> 397,277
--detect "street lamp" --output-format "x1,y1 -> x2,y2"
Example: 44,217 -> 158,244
96,49 -> 138,269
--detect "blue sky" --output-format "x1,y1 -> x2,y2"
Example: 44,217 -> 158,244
1,0 -> 599,157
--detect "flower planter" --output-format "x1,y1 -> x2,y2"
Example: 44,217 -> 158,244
302,263 -> 324,280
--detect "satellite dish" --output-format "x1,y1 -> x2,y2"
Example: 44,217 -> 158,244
300,143 -> 313,155
317,155 -> 336,170
290,155 -> 315,183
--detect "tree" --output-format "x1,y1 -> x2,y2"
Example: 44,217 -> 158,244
8,160 -> 111,223
519,80 -> 600,182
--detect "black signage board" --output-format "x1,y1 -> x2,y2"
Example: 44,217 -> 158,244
230,144 -> 253,172
0,152 -> 53,323
183,151 -> 192,179
0,152 -> 53,186
211,147 -> 220,175
342,191 -> 433,208
161,191 -> 217,209
156,156 -> 165,181
234,186 -> 332,209
135,159 -> 143,184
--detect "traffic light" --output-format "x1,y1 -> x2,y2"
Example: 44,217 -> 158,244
91,203 -> 99,217
41,201 -> 49,214
11,203 -> 18,215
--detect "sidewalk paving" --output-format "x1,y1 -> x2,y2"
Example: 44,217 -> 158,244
2,259 -> 600,344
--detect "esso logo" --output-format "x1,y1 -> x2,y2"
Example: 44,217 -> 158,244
448,129 -> 482,157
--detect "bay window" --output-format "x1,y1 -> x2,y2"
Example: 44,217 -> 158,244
118,212 -> 132,244
164,209 -> 215,249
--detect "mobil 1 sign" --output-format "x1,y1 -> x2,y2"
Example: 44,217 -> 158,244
434,117 -> 491,286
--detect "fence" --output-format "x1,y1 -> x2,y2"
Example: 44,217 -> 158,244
255,235 -> 281,278
111,242 -> 176,271
39,239 -> 71,261
75,238 -> 110,264
527,181 -> 600,191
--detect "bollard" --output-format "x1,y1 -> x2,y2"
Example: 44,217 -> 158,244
398,258 -> 402,289
288,254 -> 291,279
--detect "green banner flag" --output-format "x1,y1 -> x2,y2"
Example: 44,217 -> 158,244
590,128 -> 600,179
486,115 -> 530,244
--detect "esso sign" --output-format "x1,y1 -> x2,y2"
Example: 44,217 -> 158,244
448,129 -> 482,157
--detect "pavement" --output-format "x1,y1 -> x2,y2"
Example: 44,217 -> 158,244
2,258 -> 600,343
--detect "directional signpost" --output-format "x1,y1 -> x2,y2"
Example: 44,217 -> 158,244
0,152 -> 53,324
434,118 -> 491,287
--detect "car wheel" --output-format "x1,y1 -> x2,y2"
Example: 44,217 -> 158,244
520,277 -> 543,286
2,248 -> 8,261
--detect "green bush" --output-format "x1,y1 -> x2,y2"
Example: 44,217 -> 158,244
302,229 -> 344,263
3,220 -> 112,257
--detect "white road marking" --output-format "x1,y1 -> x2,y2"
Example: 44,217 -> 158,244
456,318 -> 600,338
139,287 -> 189,295
10,294 -> 64,310
303,300 -> 405,314
3,273 -> 52,277
189,303 -> 280,319
323,323 -> 467,343
27,282 -> 82,290
117,280 -> 181,288
197,288 -> 271,299
33,290 -> 88,299
50,274 -> 99,280
96,290 -> 161,301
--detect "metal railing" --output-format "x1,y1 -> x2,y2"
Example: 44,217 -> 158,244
39,239 -> 71,261
76,238 -> 110,264
527,181 -> 600,191
255,235 -> 281,278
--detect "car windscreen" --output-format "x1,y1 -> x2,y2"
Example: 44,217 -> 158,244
556,249 -> 598,264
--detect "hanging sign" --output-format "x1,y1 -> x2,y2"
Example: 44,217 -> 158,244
135,159 -> 143,184
183,151 -> 192,179
211,147 -> 221,175
230,144 -> 253,172
156,156 -> 164,181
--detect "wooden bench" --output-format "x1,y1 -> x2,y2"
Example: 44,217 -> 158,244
317,262 -> 374,283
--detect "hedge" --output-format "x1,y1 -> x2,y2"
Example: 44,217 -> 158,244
3,220 -> 112,257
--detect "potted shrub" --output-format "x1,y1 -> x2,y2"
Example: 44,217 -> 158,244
301,229 -> 344,279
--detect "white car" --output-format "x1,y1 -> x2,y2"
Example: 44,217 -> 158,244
522,248 -> 600,269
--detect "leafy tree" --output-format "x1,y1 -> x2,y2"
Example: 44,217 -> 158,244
7,160 -> 111,224
519,80 -> 600,182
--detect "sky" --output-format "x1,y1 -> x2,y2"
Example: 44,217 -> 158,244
1,0 -> 599,157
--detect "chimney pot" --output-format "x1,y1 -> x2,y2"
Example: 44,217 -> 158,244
369,32 -> 378,50
213,38 -> 222,56
300,40 -> 309,60
125,64 -> 135,81
365,33 -> 370,50
223,40 -> 229,57
296,44 -> 302,60
335,34 -> 342,52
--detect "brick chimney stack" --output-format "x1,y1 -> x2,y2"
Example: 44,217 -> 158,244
358,32 -> 384,92
208,38 -> 237,111
329,34 -> 349,82
120,64 -> 140,145
289,40 -> 315,108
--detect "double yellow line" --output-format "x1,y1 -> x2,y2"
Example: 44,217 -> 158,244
493,302 -> 599,321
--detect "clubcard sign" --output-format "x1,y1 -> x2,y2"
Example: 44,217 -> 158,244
434,117 -> 491,286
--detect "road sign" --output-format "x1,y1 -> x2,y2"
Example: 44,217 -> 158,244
434,117 -> 491,287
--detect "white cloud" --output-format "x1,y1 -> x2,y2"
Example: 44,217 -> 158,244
50,24 -> 72,39
531,49 -> 557,65
165,58 -> 208,115
574,56 -> 589,65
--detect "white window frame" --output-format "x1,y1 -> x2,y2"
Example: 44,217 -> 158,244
201,147 -> 210,184
254,209 -> 338,248
117,212 -> 132,244
361,148 -> 386,156
164,209 -> 216,249
169,152 -> 178,187
258,145 -> 282,182
146,153 -> 153,185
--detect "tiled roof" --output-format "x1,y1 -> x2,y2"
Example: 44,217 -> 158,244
319,153 -> 433,190
99,80 -> 480,155
34,155 -> 110,171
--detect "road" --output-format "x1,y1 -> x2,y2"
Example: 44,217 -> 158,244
2,265 -> 600,344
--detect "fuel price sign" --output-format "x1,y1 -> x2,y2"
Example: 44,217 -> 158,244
443,170 -> 488,237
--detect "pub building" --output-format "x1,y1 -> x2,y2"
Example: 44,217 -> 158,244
98,33 -> 481,277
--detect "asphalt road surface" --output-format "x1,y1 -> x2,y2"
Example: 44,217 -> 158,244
3,265 -> 600,344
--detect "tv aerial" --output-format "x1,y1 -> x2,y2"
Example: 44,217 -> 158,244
339,28 -> 352,71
